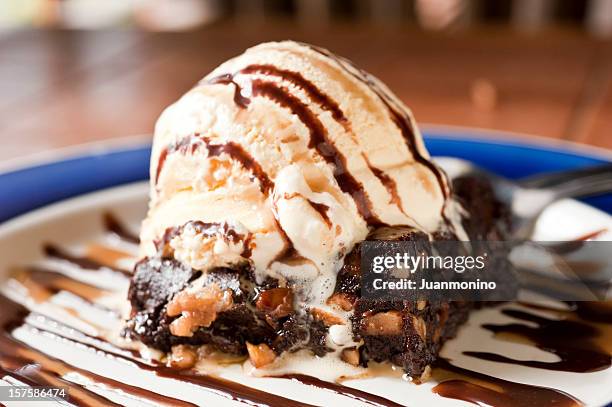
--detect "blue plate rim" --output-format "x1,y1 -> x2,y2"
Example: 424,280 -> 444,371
0,127 -> 611,177
0,128 -> 610,225
0,134 -> 152,175
421,124 -> 612,161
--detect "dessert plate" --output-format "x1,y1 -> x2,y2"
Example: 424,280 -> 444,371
0,129 -> 611,407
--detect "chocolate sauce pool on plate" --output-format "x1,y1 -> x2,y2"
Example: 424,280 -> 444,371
573,301 -> 612,323
464,308 -> 611,373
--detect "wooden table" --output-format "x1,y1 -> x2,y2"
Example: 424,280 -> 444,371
0,20 -> 610,163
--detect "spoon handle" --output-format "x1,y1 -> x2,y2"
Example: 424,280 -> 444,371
518,163 -> 612,199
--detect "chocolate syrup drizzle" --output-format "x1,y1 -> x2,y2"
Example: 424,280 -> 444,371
161,55 -> 455,232
464,308 -> 611,373
208,73 -> 251,108
0,213 -> 607,406
205,137 -> 275,194
251,77 -> 384,226
240,64 -> 349,127
0,297 -> 126,406
207,68 -> 385,226
305,45 -> 449,200
308,201 -> 332,227
1,295 -> 311,407
16,266 -> 111,304
361,153 -> 407,216
303,44 -> 464,236
103,212 -> 140,244
156,134 -> 274,195
432,359 -> 581,407
156,220 -> 253,259
43,243 -> 131,277
280,374 -> 404,407
236,63 -> 411,221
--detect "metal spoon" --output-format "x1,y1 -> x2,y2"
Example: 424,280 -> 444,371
435,157 -> 612,240
435,157 -> 612,300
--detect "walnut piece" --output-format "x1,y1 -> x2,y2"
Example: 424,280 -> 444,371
256,287 -> 293,318
246,342 -> 276,368
311,308 -> 345,326
363,311 -> 403,335
414,365 -> 432,384
167,284 -> 233,337
411,315 -> 427,340
327,293 -> 355,311
168,344 -> 198,369
341,348 -> 360,366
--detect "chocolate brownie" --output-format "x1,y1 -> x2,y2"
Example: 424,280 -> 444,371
126,175 -> 511,378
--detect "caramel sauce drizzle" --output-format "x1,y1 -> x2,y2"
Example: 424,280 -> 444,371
43,243 -> 131,277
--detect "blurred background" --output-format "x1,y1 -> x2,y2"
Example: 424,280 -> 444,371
0,0 -> 611,162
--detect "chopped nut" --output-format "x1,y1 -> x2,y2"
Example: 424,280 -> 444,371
256,287 -> 293,318
197,345 -> 247,365
327,293 -> 355,311
160,242 -> 174,258
246,342 -> 276,368
168,345 -> 197,370
341,348 -> 360,366
363,311 -> 403,335
416,300 -> 427,311
281,134 -> 301,143
167,284 -> 233,337
411,315 -> 427,340
311,308 -> 345,326
415,365 -> 432,384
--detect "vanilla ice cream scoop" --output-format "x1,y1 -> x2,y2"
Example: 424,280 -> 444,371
141,41 -> 462,308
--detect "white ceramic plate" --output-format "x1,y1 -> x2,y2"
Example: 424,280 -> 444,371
1,180 -> 610,407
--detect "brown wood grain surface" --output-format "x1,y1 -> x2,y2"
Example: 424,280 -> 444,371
0,20 -> 610,163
